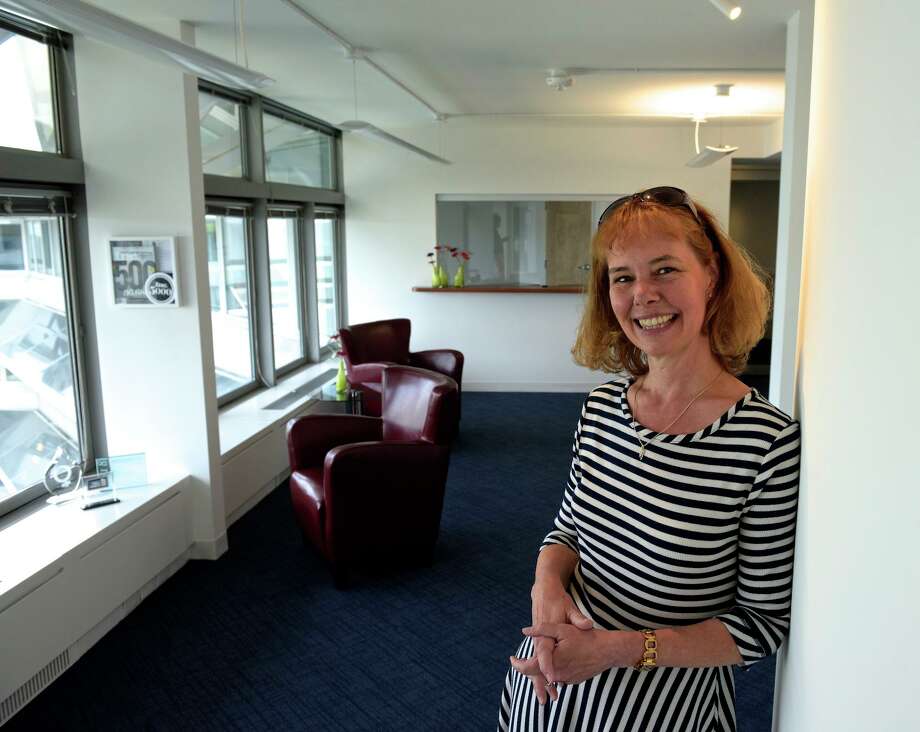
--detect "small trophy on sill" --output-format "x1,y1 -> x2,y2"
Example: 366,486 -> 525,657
43,447 -> 85,505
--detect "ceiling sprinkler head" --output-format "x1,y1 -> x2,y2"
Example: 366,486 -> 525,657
715,83 -> 734,97
546,72 -> 574,91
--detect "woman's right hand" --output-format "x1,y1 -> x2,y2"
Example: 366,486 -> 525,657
527,580 -> 593,702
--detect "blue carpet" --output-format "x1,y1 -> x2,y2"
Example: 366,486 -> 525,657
7,392 -> 775,731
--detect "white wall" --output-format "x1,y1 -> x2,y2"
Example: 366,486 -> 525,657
344,120 -> 773,391
74,29 -> 226,556
775,1 -> 920,729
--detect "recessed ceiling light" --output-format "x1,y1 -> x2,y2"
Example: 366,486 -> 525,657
708,0 -> 742,21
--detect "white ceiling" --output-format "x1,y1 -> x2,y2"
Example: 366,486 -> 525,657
85,0 -> 810,129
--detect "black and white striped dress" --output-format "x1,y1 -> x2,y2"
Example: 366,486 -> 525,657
498,375 -> 801,732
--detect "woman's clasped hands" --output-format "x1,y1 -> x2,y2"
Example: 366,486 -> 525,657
509,582 -> 639,705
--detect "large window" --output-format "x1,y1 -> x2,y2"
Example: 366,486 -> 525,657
0,15 -> 88,519
0,27 -> 57,153
206,208 -> 254,399
199,85 -> 345,405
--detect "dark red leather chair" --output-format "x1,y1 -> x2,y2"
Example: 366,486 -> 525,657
338,318 -> 464,427
287,365 -> 459,588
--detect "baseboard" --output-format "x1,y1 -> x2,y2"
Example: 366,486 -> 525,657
190,533 -> 228,560
465,381 -> 596,393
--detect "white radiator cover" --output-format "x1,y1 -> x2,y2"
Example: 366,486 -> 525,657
0,486 -> 191,725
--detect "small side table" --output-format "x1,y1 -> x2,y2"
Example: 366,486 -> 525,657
311,383 -> 364,415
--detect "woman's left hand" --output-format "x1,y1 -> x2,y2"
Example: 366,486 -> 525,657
520,623 -> 639,685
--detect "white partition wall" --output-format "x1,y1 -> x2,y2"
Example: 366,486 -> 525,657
343,121 -> 772,391
774,1 -> 920,729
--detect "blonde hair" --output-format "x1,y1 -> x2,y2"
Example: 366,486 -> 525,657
571,195 -> 771,375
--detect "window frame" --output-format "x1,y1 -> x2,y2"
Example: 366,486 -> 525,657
197,81 -> 250,181
0,13 -> 81,180
261,103 -> 339,192
205,201 -> 262,406
313,206 -> 346,359
0,191 -> 93,516
265,205 -> 310,379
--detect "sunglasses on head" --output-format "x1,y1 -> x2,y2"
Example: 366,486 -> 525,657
597,186 -> 719,253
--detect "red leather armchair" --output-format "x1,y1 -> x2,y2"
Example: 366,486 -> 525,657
338,318 -> 464,425
287,365 -> 459,588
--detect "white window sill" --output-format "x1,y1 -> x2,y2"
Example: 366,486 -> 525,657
218,358 -> 340,460
0,475 -> 187,607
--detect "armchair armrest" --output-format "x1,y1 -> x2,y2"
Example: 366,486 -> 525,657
286,414 -> 383,471
409,349 -> 464,384
349,362 -> 398,384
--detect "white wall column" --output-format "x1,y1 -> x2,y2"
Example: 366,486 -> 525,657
769,7 -> 813,416
74,28 -> 226,557
774,1 -> 920,729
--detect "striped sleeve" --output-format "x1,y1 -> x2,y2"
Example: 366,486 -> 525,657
540,399 -> 587,554
716,420 -> 801,668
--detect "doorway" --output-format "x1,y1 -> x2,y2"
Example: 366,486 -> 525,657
729,157 -> 781,395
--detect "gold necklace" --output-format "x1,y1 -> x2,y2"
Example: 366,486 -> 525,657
632,369 -> 724,461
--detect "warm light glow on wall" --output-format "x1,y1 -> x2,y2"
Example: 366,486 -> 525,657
635,82 -> 784,119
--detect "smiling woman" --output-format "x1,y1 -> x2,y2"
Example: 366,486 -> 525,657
499,187 -> 800,732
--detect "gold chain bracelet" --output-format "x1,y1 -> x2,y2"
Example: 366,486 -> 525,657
633,628 -> 658,671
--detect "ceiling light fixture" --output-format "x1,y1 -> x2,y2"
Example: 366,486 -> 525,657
0,0 -> 273,90
708,0 -> 742,21
686,118 -> 738,167
339,121 -> 450,164
338,58 -> 450,164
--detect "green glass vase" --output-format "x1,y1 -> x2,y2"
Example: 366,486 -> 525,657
453,264 -> 465,288
437,264 -> 449,288
336,358 -> 348,393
